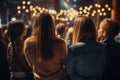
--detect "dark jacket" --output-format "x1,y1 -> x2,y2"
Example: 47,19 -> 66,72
0,40 -> 10,80
66,41 -> 106,80
102,37 -> 120,80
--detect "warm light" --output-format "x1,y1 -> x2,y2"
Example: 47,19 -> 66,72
30,5 -> 33,9
56,17 -> 59,20
33,13 -> 36,16
18,10 -> 21,14
27,1 -> 31,5
101,8 -> 105,12
17,6 -> 21,9
84,6 -> 88,9
91,13 -> 95,16
87,12 -> 90,15
87,8 -> 91,11
108,7 -> 111,11
98,4 -> 101,8
25,9 -> 29,13
79,7 -> 83,10
79,11 -> 83,14
83,9 -> 87,13
11,17 -> 16,21
89,5 -> 93,9
97,9 -> 101,13
99,13 -> 102,16
105,4 -> 109,8
22,6 -> 26,9
93,10 -> 96,13
103,12 -> 106,16
22,1 -> 26,4
95,3 -> 99,7
42,8 -> 46,11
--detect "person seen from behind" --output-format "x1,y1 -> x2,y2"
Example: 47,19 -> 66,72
24,12 -> 68,80
99,18 -> 120,80
7,20 -> 33,80
66,16 -> 106,80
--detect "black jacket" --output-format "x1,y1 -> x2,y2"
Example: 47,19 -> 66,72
102,37 -> 120,80
0,40 -> 10,80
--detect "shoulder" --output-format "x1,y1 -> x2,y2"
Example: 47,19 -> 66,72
24,36 -> 37,46
54,38 -> 68,53
24,36 -> 37,43
54,38 -> 66,44
24,36 -> 37,52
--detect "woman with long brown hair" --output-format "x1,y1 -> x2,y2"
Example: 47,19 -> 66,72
24,12 -> 68,80
7,20 -> 32,80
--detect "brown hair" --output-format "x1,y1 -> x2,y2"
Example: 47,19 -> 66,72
8,20 -> 25,55
32,12 -> 56,60
100,18 -> 120,38
72,16 -> 96,44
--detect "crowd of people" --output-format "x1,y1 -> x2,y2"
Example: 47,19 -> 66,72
0,12 -> 120,80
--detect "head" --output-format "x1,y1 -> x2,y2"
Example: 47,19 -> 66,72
56,22 -> 66,38
72,16 -> 96,44
99,18 -> 120,38
8,20 -> 25,42
8,20 -> 25,54
32,12 -> 55,38
32,12 -> 56,60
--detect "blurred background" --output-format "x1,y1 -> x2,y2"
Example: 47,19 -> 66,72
0,0 -> 120,27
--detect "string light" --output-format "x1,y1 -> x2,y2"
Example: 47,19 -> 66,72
17,6 -> 21,9
27,1 -> 31,5
22,1 -> 26,5
18,10 -> 21,14
17,1 -> 111,21
105,4 -> 109,8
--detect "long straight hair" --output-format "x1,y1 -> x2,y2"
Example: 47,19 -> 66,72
32,12 -> 56,60
72,16 -> 97,44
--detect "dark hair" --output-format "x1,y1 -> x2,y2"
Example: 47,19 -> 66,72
8,20 -> 25,41
8,20 -> 25,54
56,23 -> 66,36
73,16 -> 96,44
33,12 -> 56,60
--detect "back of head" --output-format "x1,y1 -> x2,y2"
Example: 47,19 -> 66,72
100,18 -> 120,38
73,16 -> 96,44
8,20 -> 25,41
56,23 -> 66,35
33,12 -> 55,38
33,12 -> 56,60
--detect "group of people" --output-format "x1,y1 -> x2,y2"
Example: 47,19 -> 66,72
0,12 -> 120,80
